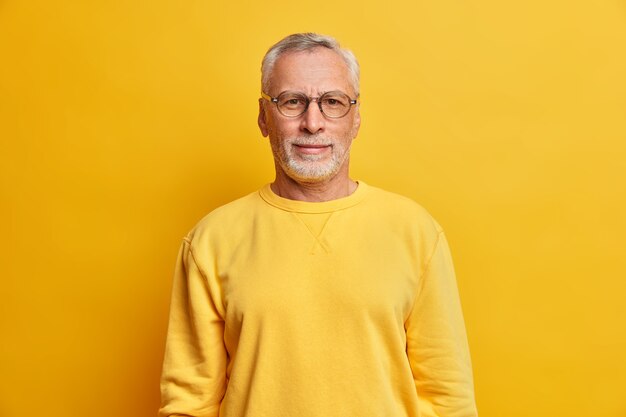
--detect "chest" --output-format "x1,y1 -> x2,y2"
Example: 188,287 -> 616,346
217,212 -> 420,331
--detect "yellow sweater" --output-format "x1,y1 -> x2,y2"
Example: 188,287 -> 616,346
159,182 -> 477,417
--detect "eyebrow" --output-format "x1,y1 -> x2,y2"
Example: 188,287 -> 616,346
277,90 -> 347,97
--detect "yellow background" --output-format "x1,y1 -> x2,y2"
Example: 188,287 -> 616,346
1,0 -> 625,416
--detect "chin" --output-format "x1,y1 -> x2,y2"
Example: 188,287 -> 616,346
283,161 -> 340,183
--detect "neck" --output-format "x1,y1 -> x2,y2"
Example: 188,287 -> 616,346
271,166 -> 357,202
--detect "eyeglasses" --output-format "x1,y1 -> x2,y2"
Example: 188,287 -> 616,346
261,90 -> 358,118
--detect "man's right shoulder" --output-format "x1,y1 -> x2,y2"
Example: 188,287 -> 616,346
184,188 -> 263,243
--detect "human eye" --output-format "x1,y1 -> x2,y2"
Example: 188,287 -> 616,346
279,94 -> 307,109
322,93 -> 348,108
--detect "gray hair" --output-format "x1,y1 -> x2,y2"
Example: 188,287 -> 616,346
261,33 -> 360,96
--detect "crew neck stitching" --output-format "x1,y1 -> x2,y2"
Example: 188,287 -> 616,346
315,212 -> 335,252
292,213 -> 332,254
258,182 -> 368,214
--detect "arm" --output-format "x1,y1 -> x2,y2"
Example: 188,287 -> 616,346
158,238 -> 228,417
405,232 -> 478,417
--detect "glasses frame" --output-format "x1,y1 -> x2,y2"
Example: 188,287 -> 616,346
261,91 -> 359,119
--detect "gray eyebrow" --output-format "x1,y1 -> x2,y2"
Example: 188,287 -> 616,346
277,90 -> 348,98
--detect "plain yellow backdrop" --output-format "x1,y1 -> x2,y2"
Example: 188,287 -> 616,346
1,1 -> 625,416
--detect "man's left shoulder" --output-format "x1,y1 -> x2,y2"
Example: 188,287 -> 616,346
364,184 -> 444,234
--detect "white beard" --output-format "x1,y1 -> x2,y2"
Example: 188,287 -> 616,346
273,135 -> 351,182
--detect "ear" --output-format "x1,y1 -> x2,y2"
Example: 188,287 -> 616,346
258,98 -> 269,137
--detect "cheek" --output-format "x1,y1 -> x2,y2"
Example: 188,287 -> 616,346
268,129 -> 290,155
267,117 -> 298,138
351,114 -> 361,136
349,123 -> 358,138
341,118 -> 359,141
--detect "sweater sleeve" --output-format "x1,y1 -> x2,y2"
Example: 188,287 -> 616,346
405,232 -> 478,417
158,238 -> 227,417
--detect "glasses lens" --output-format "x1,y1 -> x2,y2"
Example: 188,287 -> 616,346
320,92 -> 352,118
277,93 -> 308,117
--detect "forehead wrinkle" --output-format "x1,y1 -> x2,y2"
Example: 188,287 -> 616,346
269,49 -> 353,97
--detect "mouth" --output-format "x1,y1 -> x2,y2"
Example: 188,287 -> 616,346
293,143 -> 332,155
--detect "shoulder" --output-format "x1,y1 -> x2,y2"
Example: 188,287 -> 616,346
363,183 -> 444,235
184,189 -> 262,248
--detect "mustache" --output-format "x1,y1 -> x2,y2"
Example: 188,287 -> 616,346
288,135 -> 333,146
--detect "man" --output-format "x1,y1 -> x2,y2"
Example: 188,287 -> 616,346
159,33 -> 478,417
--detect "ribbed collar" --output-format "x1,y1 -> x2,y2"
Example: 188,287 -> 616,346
259,181 -> 369,213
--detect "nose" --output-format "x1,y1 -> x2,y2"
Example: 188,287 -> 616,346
299,100 -> 325,134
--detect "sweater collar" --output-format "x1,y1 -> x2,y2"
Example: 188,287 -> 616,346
259,181 -> 369,213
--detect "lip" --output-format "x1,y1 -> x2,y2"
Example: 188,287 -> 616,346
293,143 -> 331,155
